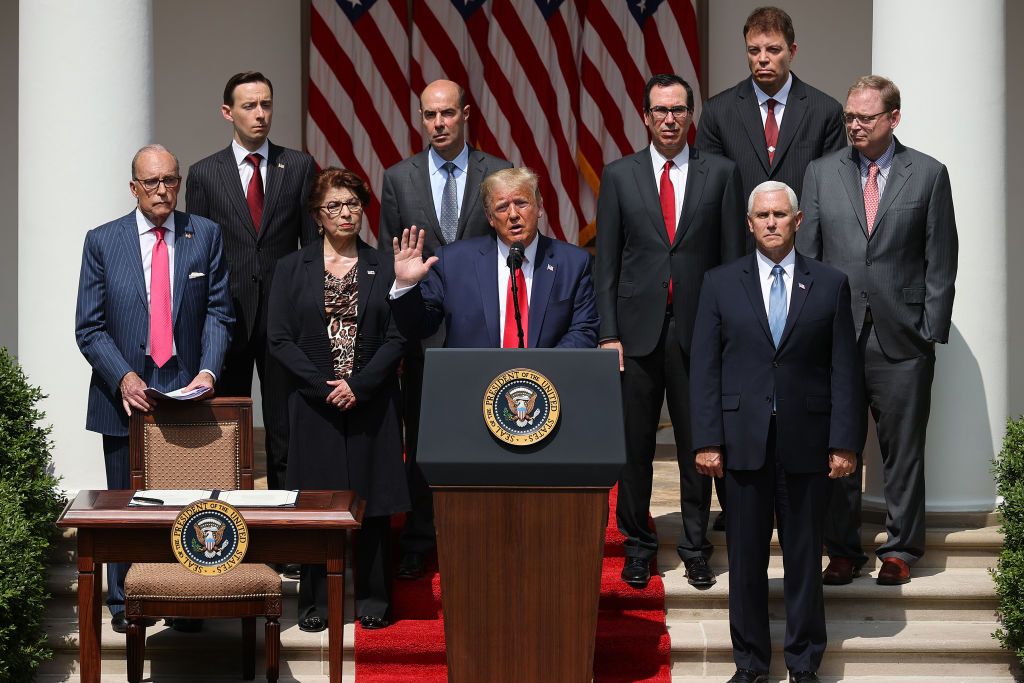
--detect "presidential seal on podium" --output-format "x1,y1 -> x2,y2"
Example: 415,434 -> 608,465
482,368 -> 561,446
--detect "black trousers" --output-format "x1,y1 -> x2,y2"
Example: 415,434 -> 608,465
616,313 -> 712,562
217,313 -> 290,491
825,317 -> 934,566
726,420 -> 828,673
299,515 -> 393,621
397,347 -> 436,554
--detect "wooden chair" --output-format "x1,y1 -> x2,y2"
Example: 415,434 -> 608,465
123,397 -> 281,682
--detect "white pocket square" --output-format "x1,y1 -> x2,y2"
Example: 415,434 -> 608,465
188,272 -> 206,279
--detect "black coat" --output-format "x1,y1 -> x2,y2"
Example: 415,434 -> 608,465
267,239 -> 409,516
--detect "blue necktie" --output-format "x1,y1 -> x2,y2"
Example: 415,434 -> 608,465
440,161 -> 458,244
769,264 -> 787,347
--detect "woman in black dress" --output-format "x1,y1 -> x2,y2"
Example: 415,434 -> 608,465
268,168 -> 408,631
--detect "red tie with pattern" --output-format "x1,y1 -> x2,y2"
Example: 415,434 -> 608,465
659,160 -> 675,304
864,162 -> 880,235
149,227 -> 173,367
502,267 -> 529,348
245,152 -> 264,232
765,98 -> 779,164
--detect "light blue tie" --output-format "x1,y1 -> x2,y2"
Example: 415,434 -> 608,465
769,264 -> 787,347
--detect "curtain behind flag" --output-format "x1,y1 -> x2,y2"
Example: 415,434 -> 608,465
308,0 -> 702,246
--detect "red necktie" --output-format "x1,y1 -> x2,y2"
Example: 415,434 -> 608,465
765,98 -> 779,164
502,267 -> 529,348
864,162 -> 880,235
245,152 -> 264,232
659,160 -> 675,304
149,227 -> 173,368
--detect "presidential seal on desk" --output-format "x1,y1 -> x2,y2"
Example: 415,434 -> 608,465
483,368 -> 560,446
171,499 -> 249,575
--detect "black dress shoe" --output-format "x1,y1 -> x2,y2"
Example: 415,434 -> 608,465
396,552 -> 426,580
170,618 -> 203,633
712,511 -> 727,531
683,556 -> 716,587
299,615 -> 327,633
111,614 -> 158,634
358,615 -> 389,630
727,669 -> 769,683
620,556 -> 651,588
279,563 -> 301,580
789,671 -> 820,682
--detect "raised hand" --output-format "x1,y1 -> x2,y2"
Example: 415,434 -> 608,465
392,226 -> 439,288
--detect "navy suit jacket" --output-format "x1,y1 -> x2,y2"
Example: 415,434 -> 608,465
389,234 -> 598,349
75,210 -> 234,436
689,252 -> 864,473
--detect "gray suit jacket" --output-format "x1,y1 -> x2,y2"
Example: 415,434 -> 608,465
377,147 -> 512,258
797,139 -> 958,359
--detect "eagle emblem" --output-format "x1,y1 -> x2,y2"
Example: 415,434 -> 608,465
193,519 -> 229,558
505,387 -> 540,427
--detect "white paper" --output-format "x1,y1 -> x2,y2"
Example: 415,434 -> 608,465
128,489 -> 213,506
144,385 -> 212,401
218,490 -> 299,507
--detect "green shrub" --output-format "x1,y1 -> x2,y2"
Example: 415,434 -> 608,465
0,348 -> 64,683
994,415 -> 1024,668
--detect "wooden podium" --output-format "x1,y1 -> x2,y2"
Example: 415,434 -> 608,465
418,349 -> 625,682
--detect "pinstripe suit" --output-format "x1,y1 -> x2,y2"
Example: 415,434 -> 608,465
798,139 -> 958,566
696,75 -> 846,202
185,142 -> 316,488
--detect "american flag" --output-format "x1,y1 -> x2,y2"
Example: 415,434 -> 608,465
307,0 -> 701,246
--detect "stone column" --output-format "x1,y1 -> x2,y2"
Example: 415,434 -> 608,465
865,0 -> 1004,512
19,0 -> 154,491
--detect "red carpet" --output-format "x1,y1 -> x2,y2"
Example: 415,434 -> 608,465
354,486 -> 670,681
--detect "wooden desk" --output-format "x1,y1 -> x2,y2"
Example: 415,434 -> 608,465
56,490 -> 363,683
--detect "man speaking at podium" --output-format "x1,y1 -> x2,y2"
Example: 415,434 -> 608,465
389,167 -> 598,350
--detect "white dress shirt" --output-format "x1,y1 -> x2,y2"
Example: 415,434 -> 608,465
752,73 -> 793,129
649,143 -> 690,232
232,138 -> 270,195
755,246 -> 796,315
496,236 -> 538,341
136,209 -> 177,356
429,144 -> 470,226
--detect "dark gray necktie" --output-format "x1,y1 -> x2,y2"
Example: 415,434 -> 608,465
440,161 -> 458,244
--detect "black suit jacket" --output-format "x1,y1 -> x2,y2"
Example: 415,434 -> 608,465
594,146 -> 746,356
377,147 -> 512,258
186,142 -> 317,341
690,253 -> 864,473
695,74 -> 846,201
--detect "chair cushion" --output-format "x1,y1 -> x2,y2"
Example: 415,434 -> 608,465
125,563 -> 281,601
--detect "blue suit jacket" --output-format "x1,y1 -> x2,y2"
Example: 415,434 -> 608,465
689,252 -> 864,473
75,210 -> 234,436
389,234 -> 598,349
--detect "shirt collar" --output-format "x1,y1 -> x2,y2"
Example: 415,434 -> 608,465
752,73 -> 793,107
755,246 -> 796,278
649,143 -> 689,170
232,139 -> 270,166
857,138 -> 897,174
496,233 -> 539,265
136,208 -> 176,235
429,144 -> 470,176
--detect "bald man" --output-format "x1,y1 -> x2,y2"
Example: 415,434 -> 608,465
378,79 -> 512,579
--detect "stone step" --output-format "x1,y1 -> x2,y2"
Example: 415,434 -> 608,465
671,677 -> 1019,683
667,618 -> 1019,679
658,549 -> 998,621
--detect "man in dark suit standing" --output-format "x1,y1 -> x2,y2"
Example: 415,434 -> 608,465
799,75 -> 958,586
595,74 -> 746,590
690,181 -> 863,683
186,72 -> 317,497
378,79 -> 512,579
696,6 -> 845,202
76,144 -> 233,634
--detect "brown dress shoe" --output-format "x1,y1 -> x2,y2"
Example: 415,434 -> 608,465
876,557 -> 911,585
822,556 -> 860,585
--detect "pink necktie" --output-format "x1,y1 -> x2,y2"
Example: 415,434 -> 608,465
864,162 -> 880,235
502,267 -> 529,348
150,227 -> 172,367
659,160 -> 675,303
246,153 -> 264,232
765,98 -> 779,164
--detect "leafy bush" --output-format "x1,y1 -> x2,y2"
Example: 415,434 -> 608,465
0,348 -> 64,683
993,415 -> 1024,668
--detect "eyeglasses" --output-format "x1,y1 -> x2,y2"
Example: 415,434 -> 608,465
648,106 -> 692,121
134,175 -> 181,191
319,200 -> 363,217
842,111 -> 891,126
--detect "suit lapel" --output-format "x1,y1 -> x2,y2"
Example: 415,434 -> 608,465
304,243 -> 327,325
870,142 -> 912,238
839,149 -> 870,239
412,150 -> 444,245
119,213 -> 148,311
457,150 -> 485,239
777,255 -> 813,350
475,238 -> 501,347
216,146 -> 258,240
676,149 -> 707,245
527,236 -> 554,348
771,77 -> 808,172
736,80 -> 772,174
740,255 -> 773,345
171,211 -> 193,325
260,143 -> 285,240
355,243 -> 378,327
632,149 -> 670,247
